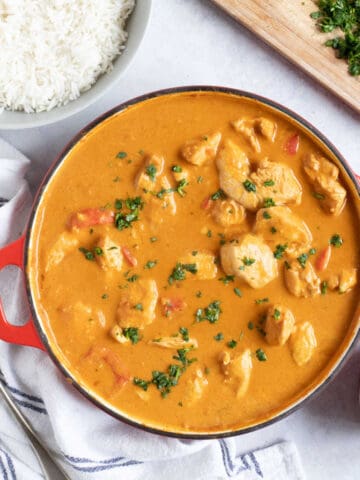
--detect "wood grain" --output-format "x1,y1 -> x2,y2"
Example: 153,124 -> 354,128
211,0 -> 360,114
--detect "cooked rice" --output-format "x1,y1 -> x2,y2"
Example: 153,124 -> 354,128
0,0 -> 135,113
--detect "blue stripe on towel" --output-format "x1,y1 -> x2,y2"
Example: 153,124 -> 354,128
69,459 -> 142,473
13,398 -> 47,415
249,452 -> 263,478
0,377 -> 44,404
219,439 -> 249,477
0,450 -> 16,480
0,454 -> 8,480
64,454 -> 127,465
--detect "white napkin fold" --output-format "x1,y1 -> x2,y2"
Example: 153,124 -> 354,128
0,138 -> 306,480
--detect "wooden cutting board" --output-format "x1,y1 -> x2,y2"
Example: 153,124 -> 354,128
211,0 -> 360,114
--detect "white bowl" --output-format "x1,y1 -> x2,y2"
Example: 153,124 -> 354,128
0,1 -> 152,130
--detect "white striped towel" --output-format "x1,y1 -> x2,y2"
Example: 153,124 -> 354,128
0,137 -> 306,480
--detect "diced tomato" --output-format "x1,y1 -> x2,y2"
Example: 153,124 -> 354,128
315,246 -> 332,272
68,208 -> 114,230
284,134 -> 300,155
201,196 -> 213,210
122,246 -> 138,267
82,346 -> 130,387
161,297 -> 186,316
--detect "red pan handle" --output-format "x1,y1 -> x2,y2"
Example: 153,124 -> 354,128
0,235 -> 44,350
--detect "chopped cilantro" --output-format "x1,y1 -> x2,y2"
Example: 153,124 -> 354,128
273,308 -> 281,319
101,293 -> 108,299
134,303 -> 143,311
195,300 -> 222,324
211,189 -> 226,200
133,377 -> 150,391
79,247 -> 94,261
256,348 -> 267,362
114,196 -> 144,231
214,332 -> 224,341
172,165 -> 182,173
145,164 -> 157,182
309,248 -> 317,255
127,274 -> 139,282
192,250 -> 198,256
219,275 -> 235,285
227,339 -> 237,348
330,234 -> 343,248
144,260 -> 157,269
242,257 -> 256,266
263,179 -> 275,187
243,179 -> 257,192
270,226 -> 277,234
196,290 -> 202,298
297,253 -> 308,268
264,198 -> 276,207
123,327 -> 140,344
197,176 -> 203,183
175,179 -> 188,197
94,247 -> 103,256
234,287 -> 242,297
263,210 -> 271,219
179,327 -> 189,342
207,230 -> 212,238
116,151 -> 127,159
312,191 -> 326,200
255,297 -> 269,304
274,244 -> 288,259
248,321 -> 254,330
150,236 -> 158,243
168,263 -> 198,285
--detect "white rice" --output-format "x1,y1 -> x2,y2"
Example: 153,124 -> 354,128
0,0 -> 135,113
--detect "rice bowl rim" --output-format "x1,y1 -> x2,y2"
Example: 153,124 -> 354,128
0,0 -> 152,130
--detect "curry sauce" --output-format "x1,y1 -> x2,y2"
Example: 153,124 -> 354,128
28,92 -> 360,433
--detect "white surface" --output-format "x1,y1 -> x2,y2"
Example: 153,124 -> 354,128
0,0 -> 359,478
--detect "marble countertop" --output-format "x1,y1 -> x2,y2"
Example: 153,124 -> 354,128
1,1 -> 359,478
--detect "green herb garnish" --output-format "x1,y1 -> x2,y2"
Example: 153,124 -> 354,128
116,151 -> 127,159
312,191 -> 326,200
330,234 -> 343,248
321,280 -> 328,295
133,377 -> 150,391
114,196 -> 144,231
227,339 -> 237,349
214,332 -> 224,341
134,303 -> 144,311
297,253 -> 308,268
264,198 -> 276,208
255,297 -> 269,304
123,327 -> 140,344
219,275 -> 235,285
144,260 -> 157,269
263,210 -> 272,219
168,263 -> 198,285
263,179 -> 275,187
172,165 -> 182,173
256,348 -> 267,362
234,287 -> 242,297
211,189 -> 226,200
145,164 -> 157,181
195,300 -> 222,324
248,321 -> 254,330
273,244 -> 288,259
243,179 -> 257,192
179,327 -> 189,342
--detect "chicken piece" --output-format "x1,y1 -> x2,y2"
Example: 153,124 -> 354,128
254,117 -> 277,142
178,251 -> 217,280
212,199 -> 246,227
181,132 -> 222,166
216,139 -> 251,204
254,206 -> 312,256
220,233 -> 278,288
134,153 -> 165,190
303,154 -> 346,216
250,159 -> 302,208
219,349 -> 252,398
149,336 -> 198,349
183,368 -> 209,406
339,268 -> 357,293
265,304 -> 295,346
46,231 -> 80,271
58,302 -> 105,343
284,260 -> 320,297
116,279 -> 158,329
95,235 -> 123,272
289,322 -> 317,366
232,119 -> 261,152
327,274 -> 339,291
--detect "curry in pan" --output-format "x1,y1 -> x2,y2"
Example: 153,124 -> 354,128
29,91 -> 359,433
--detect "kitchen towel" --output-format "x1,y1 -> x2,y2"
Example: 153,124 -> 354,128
0,138 -> 306,480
